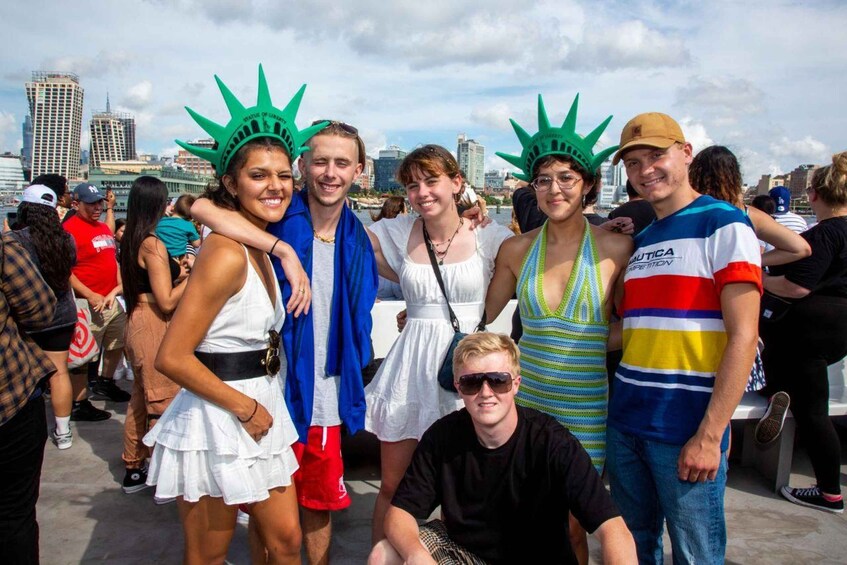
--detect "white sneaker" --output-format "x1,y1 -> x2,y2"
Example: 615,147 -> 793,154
52,428 -> 73,450
154,496 -> 176,505
236,509 -> 250,525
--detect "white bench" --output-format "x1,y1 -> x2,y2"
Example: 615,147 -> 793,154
733,359 -> 847,492
369,302 -> 847,492
369,300 -> 517,359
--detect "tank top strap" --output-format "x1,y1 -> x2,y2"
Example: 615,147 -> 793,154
560,218 -> 606,323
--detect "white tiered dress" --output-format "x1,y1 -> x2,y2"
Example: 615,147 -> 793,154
143,247 -> 300,505
365,216 -> 512,441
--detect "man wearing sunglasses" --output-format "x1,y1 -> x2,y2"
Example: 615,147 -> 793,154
370,332 -> 636,565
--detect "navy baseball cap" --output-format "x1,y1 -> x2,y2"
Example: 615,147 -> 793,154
73,183 -> 106,203
769,186 -> 791,214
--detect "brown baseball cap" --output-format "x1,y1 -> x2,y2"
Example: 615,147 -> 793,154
612,112 -> 686,164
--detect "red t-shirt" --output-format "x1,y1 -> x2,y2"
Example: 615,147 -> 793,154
64,215 -> 118,296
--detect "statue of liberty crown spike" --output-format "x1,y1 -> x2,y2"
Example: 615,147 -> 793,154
496,94 -> 618,182
176,64 -> 328,174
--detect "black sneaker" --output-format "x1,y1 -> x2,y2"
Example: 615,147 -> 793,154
123,467 -> 152,494
89,378 -> 131,402
780,485 -> 844,514
754,391 -> 791,445
70,399 -> 112,422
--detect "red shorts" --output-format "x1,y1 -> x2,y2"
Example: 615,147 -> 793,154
291,425 -> 350,511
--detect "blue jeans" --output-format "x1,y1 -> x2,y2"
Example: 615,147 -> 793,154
606,426 -> 727,565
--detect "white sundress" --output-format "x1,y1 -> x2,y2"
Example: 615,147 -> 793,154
143,246 -> 300,505
365,215 -> 513,441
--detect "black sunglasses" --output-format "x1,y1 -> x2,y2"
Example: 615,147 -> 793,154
456,371 -> 513,395
311,119 -> 358,136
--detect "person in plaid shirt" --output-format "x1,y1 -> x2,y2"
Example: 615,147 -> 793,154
0,233 -> 57,563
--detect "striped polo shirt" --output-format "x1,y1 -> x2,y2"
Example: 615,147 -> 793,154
608,195 -> 762,446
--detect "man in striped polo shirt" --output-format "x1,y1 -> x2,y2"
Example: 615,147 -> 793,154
770,185 -> 809,234
607,113 -> 762,564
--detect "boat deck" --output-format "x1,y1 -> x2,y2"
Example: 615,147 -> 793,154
37,381 -> 847,564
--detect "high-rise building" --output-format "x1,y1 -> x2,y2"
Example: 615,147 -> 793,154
456,134 -> 485,189
357,156 -> 375,191
484,170 -> 506,189
25,71 -> 84,179
601,159 -> 622,189
788,164 -> 818,201
21,115 -> 33,173
89,95 -> 136,168
174,138 -> 216,178
374,146 -> 406,192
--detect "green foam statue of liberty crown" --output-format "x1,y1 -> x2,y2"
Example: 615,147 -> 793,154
496,93 -> 619,182
176,64 -> 328,174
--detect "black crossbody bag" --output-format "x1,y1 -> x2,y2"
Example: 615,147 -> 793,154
424,230 -> 486,392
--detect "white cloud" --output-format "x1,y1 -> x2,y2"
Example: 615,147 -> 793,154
562,20 -> 690,71
769,136 -> 829,163
678,117 -> 714,153
122,81 -> 153,110
470,103 -> 514,131
674,76 -> 765,126
41,51 -> 132,79
0,111 -> 19,153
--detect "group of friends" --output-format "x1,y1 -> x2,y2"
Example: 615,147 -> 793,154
2,64 -> 846,565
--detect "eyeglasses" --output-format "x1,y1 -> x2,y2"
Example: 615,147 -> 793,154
311,120 -> 358,136
262,329 -> 281,376
456,371 -> 513,395
531,172 -> 582,193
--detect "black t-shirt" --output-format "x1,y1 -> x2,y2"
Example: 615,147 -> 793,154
771,216 -> 847,298
392,406 -> 620,564
608,199 -> 656,236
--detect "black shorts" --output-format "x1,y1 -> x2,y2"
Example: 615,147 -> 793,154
30,324 -> 75,352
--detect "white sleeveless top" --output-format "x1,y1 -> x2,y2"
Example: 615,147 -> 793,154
196,245 -> 285,358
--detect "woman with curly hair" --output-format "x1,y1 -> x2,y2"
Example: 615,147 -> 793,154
9,185 -> 78,449
689,145 -> 810,268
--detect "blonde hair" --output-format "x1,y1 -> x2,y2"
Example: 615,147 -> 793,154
811,151 -> 847,207
452,332 -> 520,378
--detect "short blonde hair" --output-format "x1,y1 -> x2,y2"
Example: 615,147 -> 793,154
452,332 -> 520,378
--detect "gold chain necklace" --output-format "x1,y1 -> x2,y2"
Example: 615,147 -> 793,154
423,218 -> 463,265
313,229 -> 336,244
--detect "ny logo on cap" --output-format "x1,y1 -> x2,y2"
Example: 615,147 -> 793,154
86,185 -> 98,193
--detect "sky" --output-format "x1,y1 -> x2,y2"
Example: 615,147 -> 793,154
1,0 -> 844,184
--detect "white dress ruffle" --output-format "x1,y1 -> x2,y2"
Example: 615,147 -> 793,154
143,247 -> 299,505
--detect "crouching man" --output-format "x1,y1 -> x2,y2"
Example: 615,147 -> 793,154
369,332 -> 636,565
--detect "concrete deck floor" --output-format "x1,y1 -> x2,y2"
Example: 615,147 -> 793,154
37,383 -> 847,564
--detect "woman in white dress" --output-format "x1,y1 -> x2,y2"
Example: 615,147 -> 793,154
143,67 -> 325,564
365,144 -> 513,542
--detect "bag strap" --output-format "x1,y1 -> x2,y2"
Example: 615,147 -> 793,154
422,222 -> 486,333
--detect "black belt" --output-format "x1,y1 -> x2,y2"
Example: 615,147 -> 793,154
195,349 -> 276,381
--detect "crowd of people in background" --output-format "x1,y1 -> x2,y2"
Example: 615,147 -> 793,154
1,67 -> 845,565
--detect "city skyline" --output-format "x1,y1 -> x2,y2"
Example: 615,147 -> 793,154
0,1 -> 844,184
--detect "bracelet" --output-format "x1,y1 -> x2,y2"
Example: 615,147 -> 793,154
237,399 -> 259,423
269,238 -> 281,255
